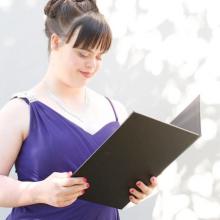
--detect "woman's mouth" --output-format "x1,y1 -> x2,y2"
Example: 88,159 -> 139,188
80,71 -> 93,78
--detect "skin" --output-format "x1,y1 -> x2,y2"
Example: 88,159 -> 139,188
129,177 -> 157,204
36,28 -> 104,111
0,28 -> 157,208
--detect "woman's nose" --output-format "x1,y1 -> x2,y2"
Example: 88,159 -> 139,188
85,58 -> 96,70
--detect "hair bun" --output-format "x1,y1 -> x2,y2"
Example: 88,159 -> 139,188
44,0 -> 63,18
44,0 -> 97,18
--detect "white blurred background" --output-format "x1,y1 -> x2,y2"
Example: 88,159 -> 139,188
0,0 -> 220,219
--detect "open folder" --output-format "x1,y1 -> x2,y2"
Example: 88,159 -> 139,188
73,96 -> 201,209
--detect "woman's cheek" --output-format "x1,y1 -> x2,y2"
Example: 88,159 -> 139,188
95,61 -> 102,72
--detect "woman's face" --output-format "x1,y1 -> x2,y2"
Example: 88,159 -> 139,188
52,31 -> 104,88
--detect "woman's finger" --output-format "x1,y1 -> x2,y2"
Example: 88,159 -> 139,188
59,176 -> 88,187
61,183 -> 89,196
135,181 -> 152,196
149,176 -> 158,188
129,195 -> 140,205
61,189 -> 86,202
129,188 -> 146,200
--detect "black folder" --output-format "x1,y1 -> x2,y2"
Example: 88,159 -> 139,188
73,96 -> 201,209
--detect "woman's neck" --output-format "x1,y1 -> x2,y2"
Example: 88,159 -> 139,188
32,77 -> 87,111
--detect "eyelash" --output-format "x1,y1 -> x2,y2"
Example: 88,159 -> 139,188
79,52 -> 89,58
78,52 -> 102,61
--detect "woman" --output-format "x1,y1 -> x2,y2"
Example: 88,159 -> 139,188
0,0 -> 157,219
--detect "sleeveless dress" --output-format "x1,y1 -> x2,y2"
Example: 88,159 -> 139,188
6,91 -> 121,220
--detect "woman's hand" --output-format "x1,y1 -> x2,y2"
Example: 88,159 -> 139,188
36,171 -> 89,207
128,176 -> 158,205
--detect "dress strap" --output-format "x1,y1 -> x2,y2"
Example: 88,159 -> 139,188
105,97 -> 119,122
10,90 -> 37,105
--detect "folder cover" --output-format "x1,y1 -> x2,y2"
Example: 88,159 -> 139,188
73,96 -> 201,209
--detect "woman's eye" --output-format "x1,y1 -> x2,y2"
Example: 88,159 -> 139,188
79,52 -> 89,58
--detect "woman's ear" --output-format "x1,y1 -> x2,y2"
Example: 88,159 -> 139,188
50,33 -> 62,51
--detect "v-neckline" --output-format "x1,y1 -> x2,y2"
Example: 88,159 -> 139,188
33,100 -> 120,136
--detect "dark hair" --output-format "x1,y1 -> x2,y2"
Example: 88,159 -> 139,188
44,0 -> 112,54
66,12 -> 112,53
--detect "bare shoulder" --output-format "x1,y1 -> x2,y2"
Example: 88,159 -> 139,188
0,97 -> 30,142
0,97 -> 30,175
110,99 -> 129,124
87,88 -> 129,124
1,97 -> 30,120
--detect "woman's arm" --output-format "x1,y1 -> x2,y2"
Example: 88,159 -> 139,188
0,98 -> 40,207
0,98 -> 89,208
0,175 -> 42,207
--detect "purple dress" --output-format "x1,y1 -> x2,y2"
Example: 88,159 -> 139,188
6,93 -> 121,220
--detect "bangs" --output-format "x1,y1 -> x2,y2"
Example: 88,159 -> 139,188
65,12 -> 112,53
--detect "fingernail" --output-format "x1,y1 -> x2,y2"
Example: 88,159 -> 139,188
86,183 -> 90,188
130,189 -> 135,193
151,177 -> 157,183
83,177 -> 87,182
136,182 -> 141,187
